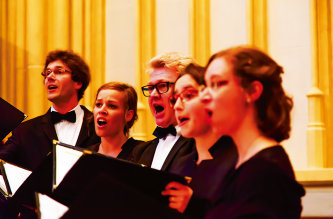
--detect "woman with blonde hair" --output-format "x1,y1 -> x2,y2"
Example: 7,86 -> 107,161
89,82 -> 143,159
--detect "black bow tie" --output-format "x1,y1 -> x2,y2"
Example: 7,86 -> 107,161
51,111 -> 76,124
153,125 -> 177,139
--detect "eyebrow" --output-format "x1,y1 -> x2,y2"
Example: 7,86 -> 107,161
147,80 -> 169,85
174,85 -> 197,94
46,66 -> 66,69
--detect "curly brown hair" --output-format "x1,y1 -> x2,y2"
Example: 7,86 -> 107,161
206,46 -> 293,142
44,50 -> 91,101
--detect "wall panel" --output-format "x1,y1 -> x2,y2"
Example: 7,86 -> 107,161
268,0 -> 312,169
0,0 -> 105,120
210,0 -> 247,54
155,0 -> 189,55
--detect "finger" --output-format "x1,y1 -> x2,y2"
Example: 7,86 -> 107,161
169,196 -> 176,203
165,181 -> 183,190
162,189 -> 182,197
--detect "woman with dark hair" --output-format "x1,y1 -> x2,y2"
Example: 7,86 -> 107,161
200,46 -> 305,218
162,63 -> 237,217
89,82 -> 143,159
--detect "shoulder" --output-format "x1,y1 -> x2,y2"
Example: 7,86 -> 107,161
245,146 -> 295,179
87,143 -> 100,152
131,138 -> 157,153
80,105 -> 93,119
235,146 -> 304,197
12,112 -> 49,132
80,105 -> 92,114
212,147 -> 305,218
176,136 -> 196,151
127,138 -> 158,163
127,137 -> 145,146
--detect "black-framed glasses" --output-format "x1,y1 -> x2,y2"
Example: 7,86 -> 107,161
41,68 -> 71,78
141,82 -> 175,97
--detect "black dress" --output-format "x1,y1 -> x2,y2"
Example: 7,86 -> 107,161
88,137 -> 144,161
184,136 -> 238,218
205,146 -> 305,219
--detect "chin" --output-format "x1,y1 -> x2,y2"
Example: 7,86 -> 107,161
155,120 -> 168,128
179,129 -> 191,138
95,129 -> 104,137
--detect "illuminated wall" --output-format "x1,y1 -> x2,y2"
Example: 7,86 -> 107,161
1,0 -> 333,216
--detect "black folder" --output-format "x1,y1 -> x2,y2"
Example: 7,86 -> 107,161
61,173 -> 185,219
5,141 -> 188,217
0,97 -> 27,141
52,141 -> 188,207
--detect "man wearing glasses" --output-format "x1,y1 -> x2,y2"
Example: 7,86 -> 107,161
0,50 -> 100,171
131,52 -> 197,177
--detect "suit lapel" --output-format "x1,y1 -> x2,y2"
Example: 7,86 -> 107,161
75,106 -> 93,147
160,136 -> 187,171
40,109 -> 58,143
138,138 -> 159,167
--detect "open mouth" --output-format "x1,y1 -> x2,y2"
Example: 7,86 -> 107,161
206,109 -> 213,117
154,104 -> 165,114
48,85 -> 58,91
178,116 -> 189,126
97,118 -> 107,126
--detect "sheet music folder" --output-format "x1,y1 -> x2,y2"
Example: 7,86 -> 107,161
52,141 -> 188,207
61,174 -> 184,219
0,159 -> 32,199
0,97 -> 27,141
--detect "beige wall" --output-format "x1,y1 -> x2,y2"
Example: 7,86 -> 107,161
104,0 -> 333,216
105,0 -> 332,170
1,0 -> 332,216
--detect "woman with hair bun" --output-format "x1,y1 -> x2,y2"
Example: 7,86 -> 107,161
89,82 -> 143,159
201,46 -> 305,218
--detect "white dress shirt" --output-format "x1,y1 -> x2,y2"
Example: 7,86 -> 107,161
150,134 -> 180,170
51,105 -> 84,146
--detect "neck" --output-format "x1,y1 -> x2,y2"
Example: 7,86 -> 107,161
98,133 -> 128,158
195,131 -> 221,165
52,97 -> 79,114
231,112 -> 277,169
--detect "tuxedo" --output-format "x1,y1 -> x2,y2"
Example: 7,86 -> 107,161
0,106 -> 100,171
130,135 -> 197,177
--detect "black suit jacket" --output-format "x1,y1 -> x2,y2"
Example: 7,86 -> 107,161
130,135 -> 197,177
0,106 -> 100,170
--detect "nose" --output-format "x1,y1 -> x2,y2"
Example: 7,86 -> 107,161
45,71 -> 56,81
98,104 -> 108,115
150,87 -> 160,98
173,98 -> 183,111
200,87 -> 212,104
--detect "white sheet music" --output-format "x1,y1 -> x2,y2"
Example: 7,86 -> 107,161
55,144 -> 83,188
0,175 -> 7,194
4,163 -> 31,195
37,193 -> 69,219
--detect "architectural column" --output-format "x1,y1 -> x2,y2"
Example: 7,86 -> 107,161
247,0 -> 268,51
190,0 -> 210,65
307,0 -> 332,168
135,0 -> 156,140
26,0 -> 48,117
